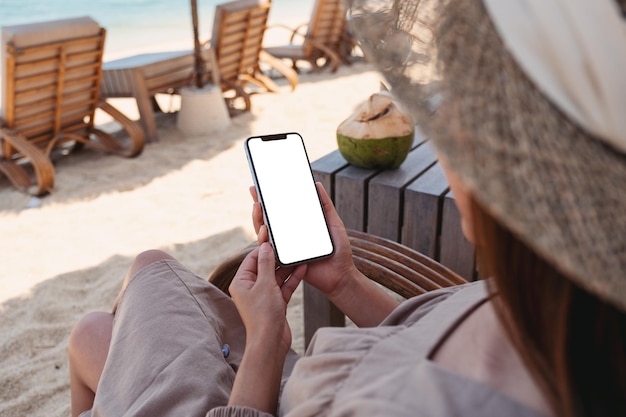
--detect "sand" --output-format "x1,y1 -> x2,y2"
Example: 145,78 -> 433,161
0,61 -> 384,417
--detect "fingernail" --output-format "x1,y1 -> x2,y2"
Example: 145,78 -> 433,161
260,242 -> 271,254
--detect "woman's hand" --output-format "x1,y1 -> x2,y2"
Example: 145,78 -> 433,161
250,183 -> 358,299
227,244 -> 305,413
229,242 -> 305,354
250,183 -> 401,327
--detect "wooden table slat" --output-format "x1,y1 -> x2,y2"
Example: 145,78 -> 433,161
440,190 -> 476,280
310,149 -> 349,200
368,141 -> 437,242
401,162 -> 449,258
334,164 -> 378,231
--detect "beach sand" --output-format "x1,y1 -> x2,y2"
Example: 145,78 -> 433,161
0,61 -> 383,417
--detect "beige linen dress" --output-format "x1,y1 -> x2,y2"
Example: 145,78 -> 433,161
84,259 -> 544,417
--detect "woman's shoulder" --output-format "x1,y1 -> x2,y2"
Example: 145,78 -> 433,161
381,280 -> 488,326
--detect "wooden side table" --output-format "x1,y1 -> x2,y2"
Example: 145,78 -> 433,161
306,128 -> 476,346
100,48 -> 220,142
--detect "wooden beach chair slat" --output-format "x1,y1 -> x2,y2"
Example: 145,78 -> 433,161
440,190 -> 477,280
1,16 -> 145,195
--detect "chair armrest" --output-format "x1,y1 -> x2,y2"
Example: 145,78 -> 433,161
207,230 -> 468,299
299,36 -> 341,72
258,50 -> 299,91
95,100 -> 145,157
0,126 -> 55,195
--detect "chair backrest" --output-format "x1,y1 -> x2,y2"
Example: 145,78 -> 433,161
1,17 -> 104,158
304,0 -> 348,57
210,0 -> 271,85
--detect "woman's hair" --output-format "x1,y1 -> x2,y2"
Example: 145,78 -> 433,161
470,197 -> 626,417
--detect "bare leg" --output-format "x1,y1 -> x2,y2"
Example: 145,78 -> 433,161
68,250 -> 176,417
69,311 -> 113,417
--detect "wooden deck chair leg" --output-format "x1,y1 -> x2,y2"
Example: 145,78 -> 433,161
339,35 -> 358,65
151,96 -> 164,113
95,100 -> 145,157
240,74 -> 279,93
259,50 -> 298,91
0,128 -> 55,195
50,102 -> 144,158
129,67 -> 160,143
223,81 -> 252,112
53,132 -> 114,155
303,38 -> 340,73
0,159 -> 32,191
238,88 -> 252,111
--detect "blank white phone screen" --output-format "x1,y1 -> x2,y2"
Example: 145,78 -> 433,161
246,133 -> 334,265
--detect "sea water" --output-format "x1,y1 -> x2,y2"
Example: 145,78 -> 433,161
0,0 -> 312,59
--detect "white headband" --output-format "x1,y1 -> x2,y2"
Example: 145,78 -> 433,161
482,0 -> 626,154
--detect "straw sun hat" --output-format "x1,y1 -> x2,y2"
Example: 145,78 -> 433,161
346,0 -> 626,311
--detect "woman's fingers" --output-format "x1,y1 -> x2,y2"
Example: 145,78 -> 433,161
279,264 -> 306,302
249,185 -> 259,203
254,244 -> 303,304
273,261 -> 301,287
257,225 -> 269,244
256,242 -> 276,285
316,182 -> 342,228
250,185 -> 263,233
251,201 -> 263,234
316,182 -> 349,244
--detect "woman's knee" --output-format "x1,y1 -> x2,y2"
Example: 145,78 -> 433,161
69,312 -> 113,364
113,250 -> 177,313
128,250 -> 175,278
69,312 -> 113,393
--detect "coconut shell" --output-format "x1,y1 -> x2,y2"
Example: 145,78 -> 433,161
336,91 -> 414,169
337,133 -> 413,169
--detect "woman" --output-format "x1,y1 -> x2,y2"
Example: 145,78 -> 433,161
69,0 -> 626,416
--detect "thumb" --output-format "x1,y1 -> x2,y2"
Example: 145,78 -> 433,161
316,182 -> 345,229
257,242 -> 276,285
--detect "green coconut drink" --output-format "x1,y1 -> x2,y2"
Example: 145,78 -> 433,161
337,91 -> 414,170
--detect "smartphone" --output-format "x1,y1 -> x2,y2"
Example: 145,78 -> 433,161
245,132 -> 334,266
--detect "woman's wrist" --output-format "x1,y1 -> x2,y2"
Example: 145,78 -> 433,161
327,267 -> 400,327
245,329 -> 290,360
326,265 -> 365,305
228,335 -> 287,412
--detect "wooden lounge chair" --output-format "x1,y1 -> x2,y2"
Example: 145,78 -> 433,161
208,229 -> 468,348
263,0 -> 355,73
209,0 -> 299,112
0,17 -> 144,196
